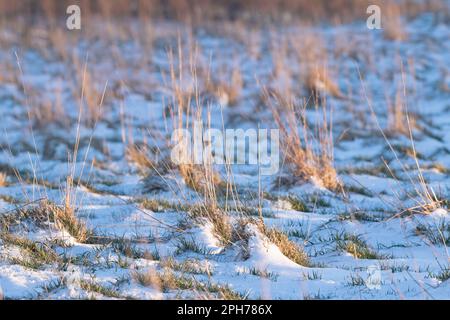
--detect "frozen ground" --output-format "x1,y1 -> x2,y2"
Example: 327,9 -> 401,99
0,12 -> 449,299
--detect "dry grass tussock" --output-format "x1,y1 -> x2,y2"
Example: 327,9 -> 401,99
126,143 -> 155,174
27,81 -> 67,128
305,65 -> 344,100
131,267 -> 245,299
165,43 -> 224,195
206,62 -> 243,107
152,42 -> 233,244
257,221 -> 309,267
0,198 -> 90,243
268,92 -> 340,191
385,80 -> 417,137
0,172 -> 7,187
289,32 -> 343,99
71,54 -> 109,127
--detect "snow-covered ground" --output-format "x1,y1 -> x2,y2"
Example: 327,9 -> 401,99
0,11 -> 449,299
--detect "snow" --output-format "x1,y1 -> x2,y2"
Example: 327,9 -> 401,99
0,11 -> 449,300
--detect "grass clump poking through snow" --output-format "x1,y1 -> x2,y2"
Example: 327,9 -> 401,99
305,66 -> 344,99
179,164 -> 223,196
190,204 -> 232,246
166,43 -> 225,196
0,172 -> 7,186
347,273 -> 366,287
244,267 -> 279,281
126,144 -> 155,174
287,195 -> 309,212
44,201 -> 91,243
132,269 -> 245,299
415,222 -> 450,246
430,266 -> 450,282
268,92 -> 340,191
140,198 -> 190,213
4,200 -> 92,244
333,232 -> 385,260
79,279 -> 123,299
258,223 -> 310,267
0,234 -> 61,269
0,200 -> 90,244
160,257 -> 211,275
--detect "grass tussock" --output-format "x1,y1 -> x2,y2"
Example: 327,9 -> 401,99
0,200 -> 91,244
164,42 -> 233,245
333,232 -> 385,259
45,201 -> 91,243
385,80 -> 417,136
79,279 -> 123,299
132,268 -> 245,299
0,233 -> 60,269
206,63 -> 243,107
269,93 -> 340,191
244,267 -> 279,281
166,42 -> 225,196
0,172 -> 7,187
27,82 -> 67,128
179,164 -> 223,195
347,273 -> 366,286
415,221 -> 450,246
126,144 -> 155,173
306,66 -> 344,99
72,54 -> 108,127
286,195 -> 309,212
258,222 -> 309,267
161,257 -> 211,275
140,198 -> 186,213
190,203 -> 232,246
430,266 -> 450,282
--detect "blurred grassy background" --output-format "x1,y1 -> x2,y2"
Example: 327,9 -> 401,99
1,0 -> 447,25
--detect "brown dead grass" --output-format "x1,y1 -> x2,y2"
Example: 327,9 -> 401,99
383,3 -> 408,41
257,222 -> 309,267
132,267 -> 245,299
71,54 -> 108,127
39,199 -> 91,243
4,1 -> 445,26
306,65 -> 344,99
126,144 -> 155,173
0,199 -> 90,243
179,164 -> 222,194
385,82 -> 416,136
0,172 -> 7,187
269,92 -> 340,191
206,63 -> 243,107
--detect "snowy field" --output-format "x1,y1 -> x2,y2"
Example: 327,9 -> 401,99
0,2 -> 449,300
